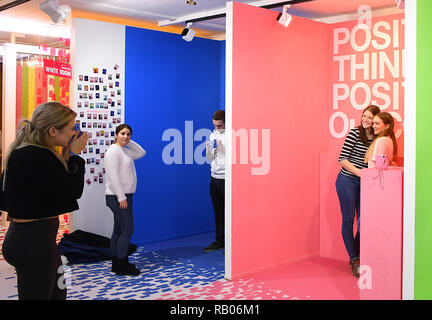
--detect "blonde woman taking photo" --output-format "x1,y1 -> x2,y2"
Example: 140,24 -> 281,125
0,102 -> 89,300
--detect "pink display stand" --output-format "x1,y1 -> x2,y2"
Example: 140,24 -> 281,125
360,168 -> 404,300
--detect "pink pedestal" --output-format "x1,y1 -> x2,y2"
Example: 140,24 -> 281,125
360,168 -> 404,300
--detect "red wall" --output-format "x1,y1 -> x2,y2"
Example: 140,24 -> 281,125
229,2 -> 404,278
230,2 -> 331,278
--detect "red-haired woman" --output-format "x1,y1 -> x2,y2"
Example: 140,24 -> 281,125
364,112 -> 398,168
336,104 -> 381,278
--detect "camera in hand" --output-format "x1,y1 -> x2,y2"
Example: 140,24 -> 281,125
69,123 -> 82,143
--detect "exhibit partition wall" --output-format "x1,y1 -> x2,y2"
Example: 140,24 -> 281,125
225,1 -> 407,282
226,2 -> 330,279
320,13 -> 405,261
71,19 -> 126,238
72,18 -> 223,245
125,27 -> 223,244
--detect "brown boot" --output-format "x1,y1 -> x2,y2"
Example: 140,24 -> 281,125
349,258 -> 360,266
351,258 -> 360,278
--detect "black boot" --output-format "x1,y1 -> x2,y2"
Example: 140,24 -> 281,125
111,256 -> 119,273
115,257 -> 141,276
204,241 -> 224,252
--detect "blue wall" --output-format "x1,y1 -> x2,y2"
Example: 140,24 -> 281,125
125,26 -> 224,244
220,41 -> 226,109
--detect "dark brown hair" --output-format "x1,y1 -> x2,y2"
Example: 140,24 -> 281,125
116,124 -> 133,136
212,110 -> 225,123
357,104 -> 380,146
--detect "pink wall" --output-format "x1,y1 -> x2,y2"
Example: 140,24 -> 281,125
230,2 -> 330,278
360,168 -> 403,299
319,14 -> 405,261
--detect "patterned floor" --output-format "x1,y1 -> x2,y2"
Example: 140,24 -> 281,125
0,225 -> 359,300
71,250 -> 225,299
0,228 -> 227,300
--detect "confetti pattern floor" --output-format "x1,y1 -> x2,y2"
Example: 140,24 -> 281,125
0,225 -> 360,300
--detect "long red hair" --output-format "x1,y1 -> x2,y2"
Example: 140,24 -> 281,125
357,104 -> 380,146
365,112 -> 398,163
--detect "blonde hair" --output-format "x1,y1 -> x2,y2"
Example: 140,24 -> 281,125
2,102 -> 76,188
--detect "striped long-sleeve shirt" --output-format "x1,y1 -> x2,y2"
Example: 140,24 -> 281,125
338,127 -> 373,178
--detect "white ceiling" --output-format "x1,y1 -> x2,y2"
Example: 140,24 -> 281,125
0,0 -> 403,46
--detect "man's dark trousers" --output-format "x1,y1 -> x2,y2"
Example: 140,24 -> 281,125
210,177 -> 225,245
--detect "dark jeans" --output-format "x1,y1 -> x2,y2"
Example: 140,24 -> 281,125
106,194 -> 134,259
2,217 -> 67,300
210,177 -> 225,245
335,173 -> 360,261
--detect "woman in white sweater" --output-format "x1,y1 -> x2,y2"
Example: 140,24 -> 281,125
104,124 -> 146,276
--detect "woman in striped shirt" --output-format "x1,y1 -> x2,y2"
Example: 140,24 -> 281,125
335,104 -> 380,278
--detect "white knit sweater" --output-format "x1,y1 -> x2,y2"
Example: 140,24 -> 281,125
104,140 -> 146,202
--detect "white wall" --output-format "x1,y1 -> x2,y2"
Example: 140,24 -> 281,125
403,0 -> 416,301
71,18 -> 125,238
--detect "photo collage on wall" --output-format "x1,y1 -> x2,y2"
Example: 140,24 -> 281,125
75,64 -> 123,186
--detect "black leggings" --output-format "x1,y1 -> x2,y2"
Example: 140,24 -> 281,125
2,217 -> 66,300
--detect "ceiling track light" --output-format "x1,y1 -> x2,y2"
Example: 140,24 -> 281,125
181,22 -> 195,42
186,0 -> 197,5
40,0 -> 71,24
277,4 -> 292,27
160,0 -> 315,26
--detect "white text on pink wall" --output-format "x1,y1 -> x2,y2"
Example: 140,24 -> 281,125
330,16 -> 404,140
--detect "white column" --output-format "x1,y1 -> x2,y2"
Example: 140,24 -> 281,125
402,0 -> 416,301
224,1 -> 233,281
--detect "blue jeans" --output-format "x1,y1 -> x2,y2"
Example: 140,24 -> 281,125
106,194 -> 134,259
335,173 -> 360,261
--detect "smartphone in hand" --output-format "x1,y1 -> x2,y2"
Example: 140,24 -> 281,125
69,123 -> 82,144
74,123 -> 82,137
210,139 -> 217,149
